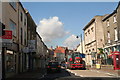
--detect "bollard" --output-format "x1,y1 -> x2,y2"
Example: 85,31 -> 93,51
96,64 -> 101,70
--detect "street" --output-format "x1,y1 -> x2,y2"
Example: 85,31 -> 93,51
39,68 -> 120,80
6,68 -> 120,80
1,1 -> 120,80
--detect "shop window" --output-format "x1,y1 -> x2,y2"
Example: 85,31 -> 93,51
6,51 -> 15,72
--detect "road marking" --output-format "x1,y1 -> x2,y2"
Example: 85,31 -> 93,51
90,70 -> 116,77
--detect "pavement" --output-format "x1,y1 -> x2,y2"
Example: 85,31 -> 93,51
6,69 -> 46,80
5,66 -> 120,80
87,65 -> 120,77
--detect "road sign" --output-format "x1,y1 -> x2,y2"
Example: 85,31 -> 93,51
0,30 -> 12,39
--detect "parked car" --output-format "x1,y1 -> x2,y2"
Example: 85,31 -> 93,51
47,61 -> 61,73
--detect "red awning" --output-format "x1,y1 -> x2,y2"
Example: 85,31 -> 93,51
111,51 -> 120,53
108,54 -> 113,57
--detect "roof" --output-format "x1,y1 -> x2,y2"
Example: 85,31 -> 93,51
102,10 -> 116,21
54,46 -> 66,53
102,1 -> 120,21
116,1 -> 120,11
83,18 -> 95,30
18,2 -> 26,13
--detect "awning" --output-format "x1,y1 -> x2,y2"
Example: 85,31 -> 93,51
111,51 -> 120,53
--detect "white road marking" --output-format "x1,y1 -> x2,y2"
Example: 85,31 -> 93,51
90,70 -> 115,77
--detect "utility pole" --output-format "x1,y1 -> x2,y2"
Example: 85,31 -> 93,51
80,34 -> 83,54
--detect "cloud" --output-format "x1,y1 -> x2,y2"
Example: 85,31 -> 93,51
37,16 -> 68,44
63,34 -> 80,49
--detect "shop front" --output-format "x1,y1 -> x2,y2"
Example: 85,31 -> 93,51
3,42 -> 18,78
104,45 -> 120,65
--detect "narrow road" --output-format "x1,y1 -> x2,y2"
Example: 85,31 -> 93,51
39,68 -> 75,80
39,68 -> 120,80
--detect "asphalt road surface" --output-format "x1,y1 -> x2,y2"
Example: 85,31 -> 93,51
39,69 -> 120,80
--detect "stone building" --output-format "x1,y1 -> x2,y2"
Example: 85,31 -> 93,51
102,2 -> 120,65
36,32 -> 48,71
26,10 -> 37,71
83,16 -> 105,66
2,1 -> 28,77
18,2 -> 28,73
2,2 -> 19,77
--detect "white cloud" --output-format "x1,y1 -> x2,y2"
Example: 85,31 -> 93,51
63,34 -> 80,49
37,16 -> 68,44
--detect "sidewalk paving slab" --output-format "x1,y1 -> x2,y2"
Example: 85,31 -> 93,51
6,70 -> 46,80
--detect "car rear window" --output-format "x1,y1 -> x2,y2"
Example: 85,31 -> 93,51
48,62 -> 59,66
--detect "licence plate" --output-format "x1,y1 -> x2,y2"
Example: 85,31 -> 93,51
52,68 -> 56,69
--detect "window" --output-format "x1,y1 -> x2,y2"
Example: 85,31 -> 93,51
24,31 -> 26,45
9,1 -> 16,10
9,20 -> 16,36
114,28 -> 118,41
107,20 -> 110,27
21,28 -> 23,44
89,49 -> 91,52
88,29 -> 90,34
113,15 -> 117,23
91,27 -> 94,32
6,50 -> 15,72
107,31 -> 110,43
21,12 -> 23,22
24,18 -> 26,26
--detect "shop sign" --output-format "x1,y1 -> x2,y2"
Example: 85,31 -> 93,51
23,47 -> 29,53
28,40 -> 36,52
1,30 -> 12,39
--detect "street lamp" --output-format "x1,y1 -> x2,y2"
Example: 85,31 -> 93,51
76,34 -> 83,54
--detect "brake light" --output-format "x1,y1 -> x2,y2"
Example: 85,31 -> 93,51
58,65 -> 61,67
47,66 -> 50,68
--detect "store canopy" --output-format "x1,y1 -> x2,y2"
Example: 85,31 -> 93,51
111,51 -> 120,53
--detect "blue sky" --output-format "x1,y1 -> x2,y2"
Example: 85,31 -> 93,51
22,2 -> 118,49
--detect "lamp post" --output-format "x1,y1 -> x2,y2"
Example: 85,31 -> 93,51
76,34 -> 83,54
